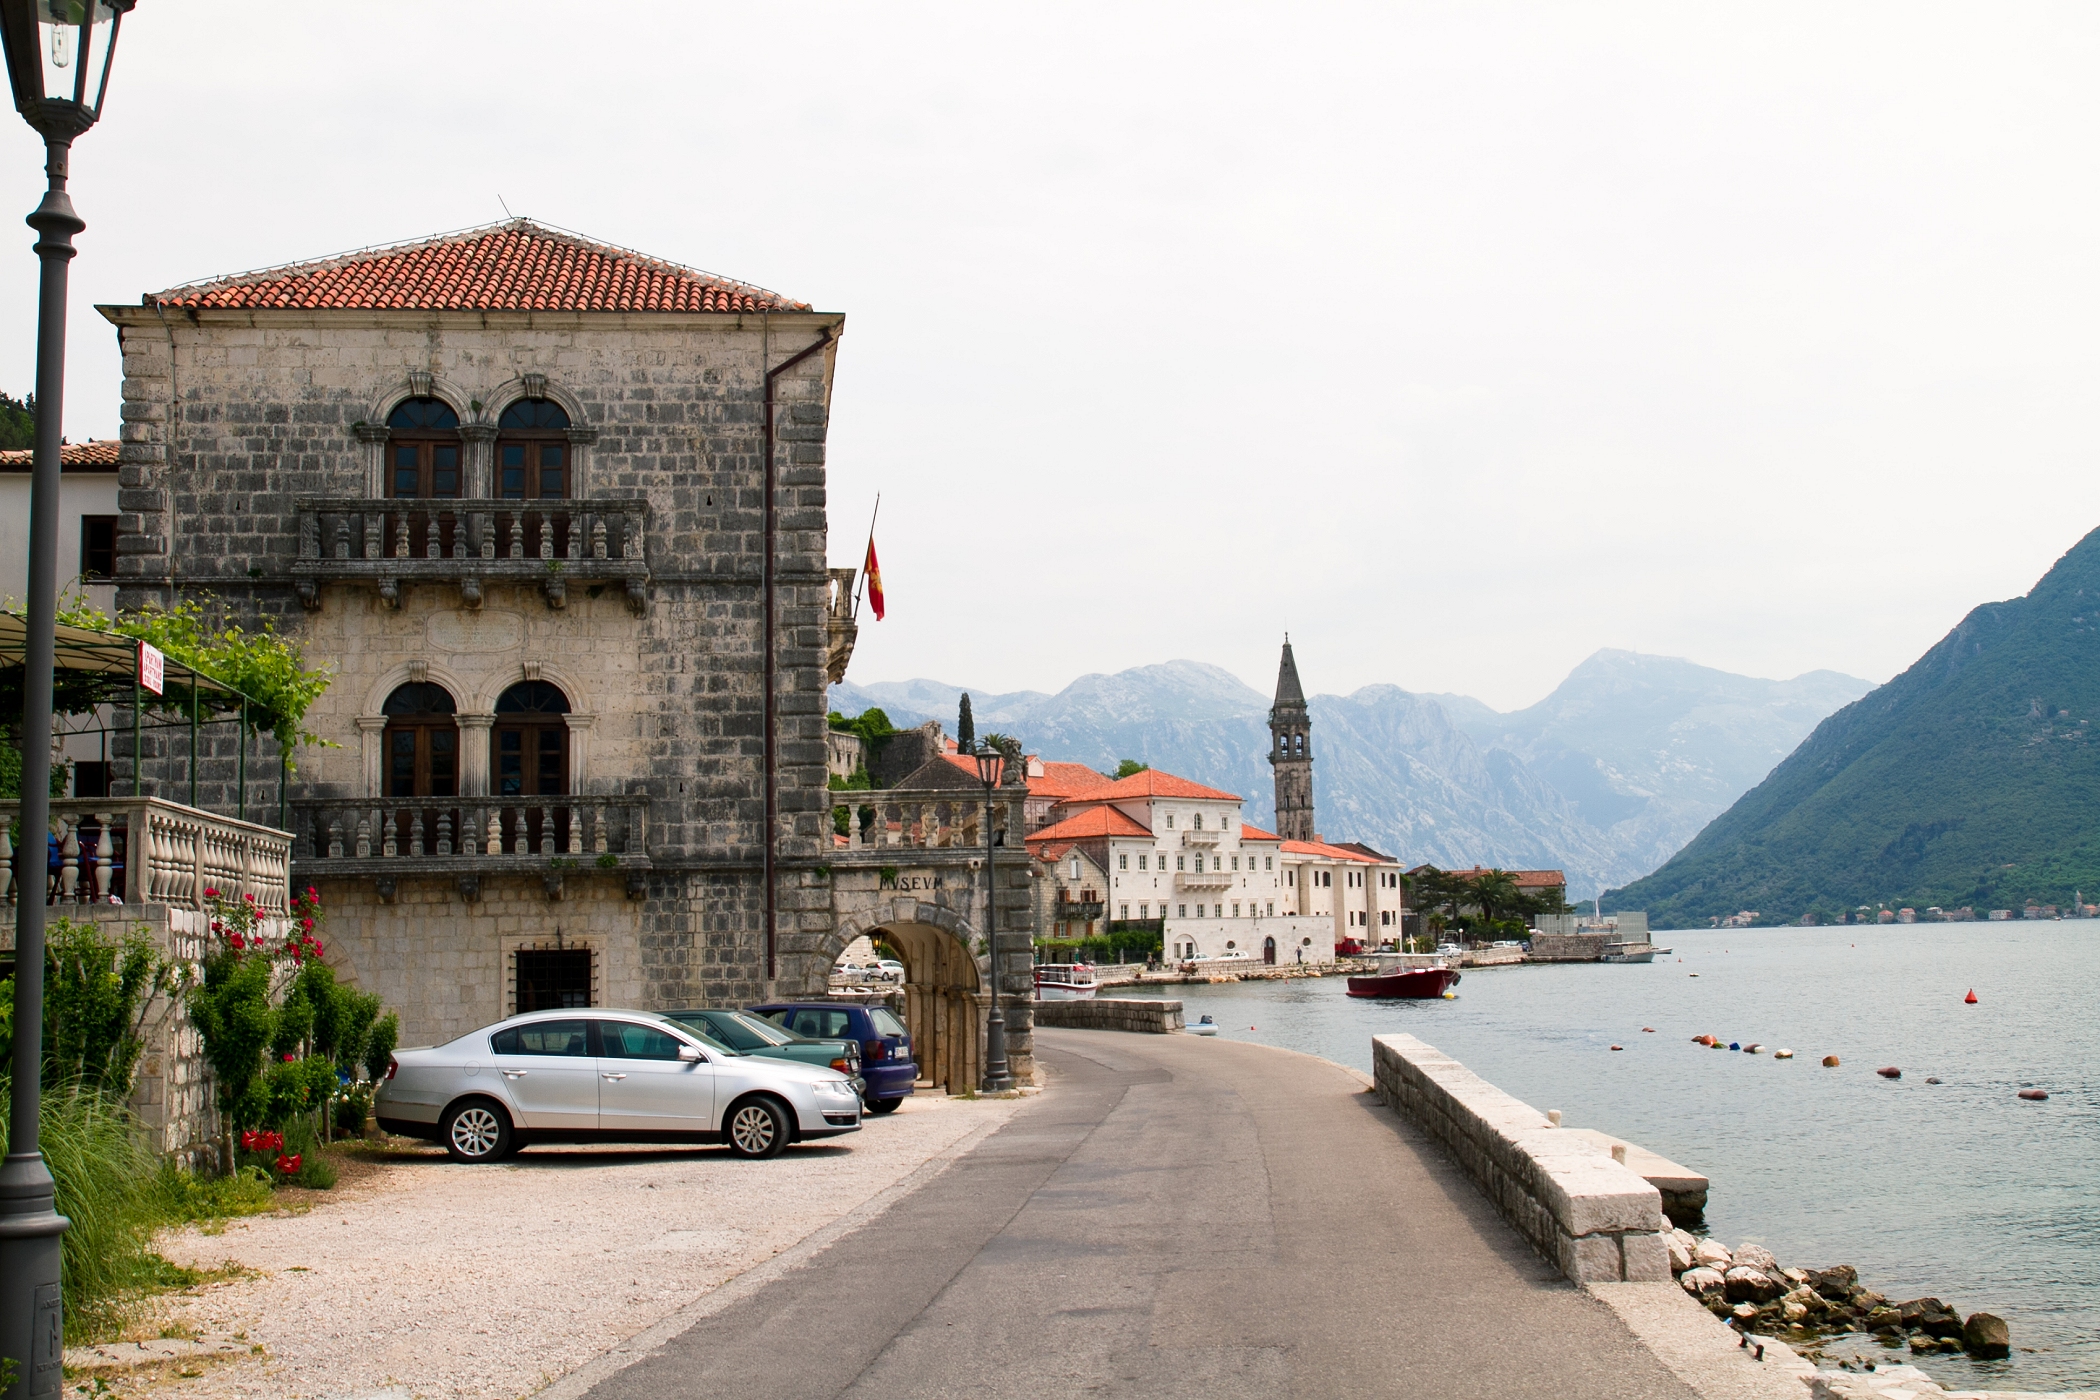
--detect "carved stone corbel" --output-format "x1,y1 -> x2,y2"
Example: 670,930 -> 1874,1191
625,578 -> 646,615
378,577 -> 400,609
457,872 -> 480,903
375,876 -> 397,904
625,869 -> 648,901
296,578 -> 320,611
542,871 -> 566,902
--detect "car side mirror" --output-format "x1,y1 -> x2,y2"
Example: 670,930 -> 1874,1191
677,1043 -> 703,1062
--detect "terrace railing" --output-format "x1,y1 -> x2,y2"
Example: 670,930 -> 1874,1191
831,788 -> 1025,853
292,497 -> 650,612
290,796 -> 651,901
0,797 -> 292,913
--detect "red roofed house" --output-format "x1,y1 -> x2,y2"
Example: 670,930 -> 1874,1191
1023,764 -> 1407,965
91,219 -> 856,1049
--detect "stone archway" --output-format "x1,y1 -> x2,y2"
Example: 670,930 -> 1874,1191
821,899 -> 988,1094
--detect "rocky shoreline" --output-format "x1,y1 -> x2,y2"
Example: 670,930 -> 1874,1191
1668,1230 -> 2012,1365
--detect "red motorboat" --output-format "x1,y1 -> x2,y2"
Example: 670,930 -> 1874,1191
1346,966 -> 1461,999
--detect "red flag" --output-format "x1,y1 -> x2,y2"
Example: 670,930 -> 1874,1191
863,537 -> 885,620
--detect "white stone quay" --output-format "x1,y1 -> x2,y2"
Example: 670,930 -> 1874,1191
1372,1032 -> 1671,1284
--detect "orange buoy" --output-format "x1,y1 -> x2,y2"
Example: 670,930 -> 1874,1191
1641,1027 -> 1656,1033
1822,1055 -> 1841,1067
1876,1066 -> 1901,1079
2019,1089 -> 2050,1101
1965,989 -> 1978,1004
1610,1044 -> 1624,1051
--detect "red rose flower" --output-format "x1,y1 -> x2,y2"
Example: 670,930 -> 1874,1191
203,886 -> 219,898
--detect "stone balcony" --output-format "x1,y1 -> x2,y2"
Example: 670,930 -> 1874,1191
291,497 -> 650,613
1181,828 -> 1221,847
1052,899 -> 1106,922
1175,869 -> 1233,891
0,796 -> 292,915
289,795 -> 651,902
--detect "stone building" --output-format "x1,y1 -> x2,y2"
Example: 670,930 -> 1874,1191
95,220 -> 867,1046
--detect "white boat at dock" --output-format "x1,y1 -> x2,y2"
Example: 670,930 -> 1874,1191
1033,963 -> 1099,1001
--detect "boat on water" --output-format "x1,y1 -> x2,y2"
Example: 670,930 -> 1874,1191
1346,966 -> 1462,999
1187,1014 -> 1219,1036
1600,943 -> 1656,964
1034,963 -> 1099,1001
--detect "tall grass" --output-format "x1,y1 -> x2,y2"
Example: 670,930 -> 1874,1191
1,1081 -> 164,1342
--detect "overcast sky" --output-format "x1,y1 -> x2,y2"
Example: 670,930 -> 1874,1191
3,3 -> 2096,711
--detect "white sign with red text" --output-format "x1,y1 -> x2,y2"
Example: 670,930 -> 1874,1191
138,641 -> 164,696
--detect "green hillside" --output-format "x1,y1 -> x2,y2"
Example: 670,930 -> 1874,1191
1605,527 -> 2100,926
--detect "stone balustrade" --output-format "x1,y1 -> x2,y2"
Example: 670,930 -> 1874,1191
830,788 -> 1020,851
1371,1032 -> 1671,1284
1032,998 -> 1184,1033
1180,828 -> 1221,846
291,496 -> 649,612
290,795 -> 651,901
0,796 -> 292,914
1174,869 -> 1233,890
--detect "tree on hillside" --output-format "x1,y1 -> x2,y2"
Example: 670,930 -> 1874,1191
0,391 -> 32,451
1115,759 -> 1149,778
957,693 -> 975,753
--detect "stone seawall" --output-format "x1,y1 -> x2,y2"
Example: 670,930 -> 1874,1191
1372,1033 -> 1670,1284
1031,998 -> 1184,1034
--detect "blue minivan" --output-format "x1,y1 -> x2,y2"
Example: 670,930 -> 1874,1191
748,1002 -> 916,1113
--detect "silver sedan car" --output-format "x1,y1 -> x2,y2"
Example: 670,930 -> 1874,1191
375,1008 -> 863,1162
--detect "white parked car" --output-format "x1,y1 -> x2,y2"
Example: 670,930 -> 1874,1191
872,959 -> 906,981
376,1009 -> 863,1162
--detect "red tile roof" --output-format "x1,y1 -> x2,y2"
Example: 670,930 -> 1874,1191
1282,838 -> 1391,864
942,753 -> 1111,801
1059,769 -> 1240,804
1025,806 -> 1154,847
1419,866 -> 1566,888
146,220 -> 808,314
0,439 -> 119,471
1237,823 -> 1281,842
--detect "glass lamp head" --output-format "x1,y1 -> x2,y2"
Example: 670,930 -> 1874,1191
973,748 -> 1003,787
2,0 -> 131,138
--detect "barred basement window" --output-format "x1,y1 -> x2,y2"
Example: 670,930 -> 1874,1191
516,948 -> 593,1011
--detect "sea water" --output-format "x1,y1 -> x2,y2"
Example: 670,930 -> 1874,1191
1105,923 -> 2098,1391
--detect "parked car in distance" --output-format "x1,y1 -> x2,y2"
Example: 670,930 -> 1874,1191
748,1002 -> 916,1113
663,1008 -> 866,1095
376,1009 -> 862,1163
871,959 -> 906,981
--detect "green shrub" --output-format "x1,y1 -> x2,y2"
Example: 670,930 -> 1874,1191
152,1160 -> 275,1224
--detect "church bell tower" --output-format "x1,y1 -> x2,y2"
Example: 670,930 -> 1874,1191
1269,638 -> 1315,842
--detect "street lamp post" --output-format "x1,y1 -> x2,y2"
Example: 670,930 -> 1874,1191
0,5 -> 132,1396
973,746 -> 1014,1093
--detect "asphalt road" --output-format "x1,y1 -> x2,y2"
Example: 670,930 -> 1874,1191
578,1028 -> 1698,1400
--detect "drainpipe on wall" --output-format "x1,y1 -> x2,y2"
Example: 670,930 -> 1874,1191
761,324 -> 836,982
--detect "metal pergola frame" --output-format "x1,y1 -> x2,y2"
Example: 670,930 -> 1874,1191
0,611 -> 276,824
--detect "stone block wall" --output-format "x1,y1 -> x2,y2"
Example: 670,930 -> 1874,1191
1371,1032 -> 1669,1284
1526,932 -> 1614,962
1032,998 -> 1184,1034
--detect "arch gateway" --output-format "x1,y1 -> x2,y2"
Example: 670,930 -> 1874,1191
783,783 -> 1040,1090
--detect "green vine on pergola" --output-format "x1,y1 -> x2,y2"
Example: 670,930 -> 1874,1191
5,593 -> 336,770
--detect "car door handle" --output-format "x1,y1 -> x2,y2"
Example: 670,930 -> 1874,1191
601,1073 -> 627,1081
501,1070 -> 528,1079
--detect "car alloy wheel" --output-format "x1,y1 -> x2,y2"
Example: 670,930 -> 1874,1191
726,1097 -> 788,1159
442,1100 -> 511,1163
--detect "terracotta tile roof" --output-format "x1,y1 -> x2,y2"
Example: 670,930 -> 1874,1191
1035,842 -> 1078,863
1282,838 -> 1390,864
1417,866 -> 1566,888
1060,769 -> 1240,804
1237,823 -> 1281,842
943,753 -> 1110,800
1025,806 -> 1154,847
0,439 -> 120,472
145,219 -> 808,314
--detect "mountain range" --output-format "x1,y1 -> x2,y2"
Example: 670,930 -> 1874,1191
1608,527 -> 2100,925
830,651 -> 1872,898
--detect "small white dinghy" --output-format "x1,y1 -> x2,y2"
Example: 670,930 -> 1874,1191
1186,1014 -> 1219,1037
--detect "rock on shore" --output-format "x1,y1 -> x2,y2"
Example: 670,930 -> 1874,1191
1665,1229 -> 2011,1363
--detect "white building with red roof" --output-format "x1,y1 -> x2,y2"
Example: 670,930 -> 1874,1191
1023,765 -> 1406,964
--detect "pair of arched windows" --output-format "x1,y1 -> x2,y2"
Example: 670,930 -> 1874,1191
382,680 -> 573,798
385,397 -> 573,501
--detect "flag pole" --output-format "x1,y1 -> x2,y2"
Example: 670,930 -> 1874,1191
853,492 -> 881,619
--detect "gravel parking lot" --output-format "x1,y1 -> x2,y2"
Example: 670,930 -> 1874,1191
85,1092 -> 1023,1400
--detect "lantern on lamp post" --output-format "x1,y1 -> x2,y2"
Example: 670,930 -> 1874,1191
973,745 -> 1014,1093
0,4 -> 133,1396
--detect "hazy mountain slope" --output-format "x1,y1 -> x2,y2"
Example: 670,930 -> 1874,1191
1608,527 -> 2100,924
1452,652 -> 1874,877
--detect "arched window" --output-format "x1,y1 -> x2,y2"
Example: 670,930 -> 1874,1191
386,397 -> 461,499
382,682 -> 458,797
493,680 -> 571,798
496,398 -> 571,501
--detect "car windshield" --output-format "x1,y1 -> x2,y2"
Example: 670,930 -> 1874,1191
659,1017 -> 742,1056
871,1008 -> 908,1037
674,1011 -> 789,1052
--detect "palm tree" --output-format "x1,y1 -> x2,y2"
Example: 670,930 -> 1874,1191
1467,869 -> 1521,945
